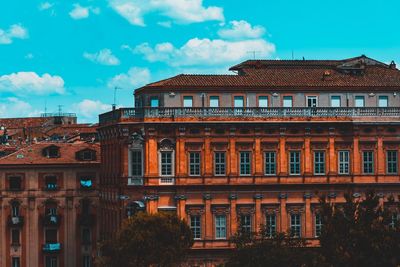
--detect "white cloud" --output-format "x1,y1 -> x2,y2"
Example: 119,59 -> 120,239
108,0 -> 224,26
0,24 -> 28,45
218,20 -> 266,40
133,37 -> 275,67
25,53 -> 34,60
39,2 -> 54,11
107,67 -> 151,89
0,97 -> 41,118
69,4 -> 100,20
157,21 -> 172,28
73,99 -> 112,119
0,72 -> 65,95
83,49 -> 120,66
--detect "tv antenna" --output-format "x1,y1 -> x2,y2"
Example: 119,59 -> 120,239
57,105 -> 63,115
113,86 -> 123,110
247,51 -> 261,60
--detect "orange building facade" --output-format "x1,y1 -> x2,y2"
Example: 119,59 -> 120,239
0,142 -> 100,267
98,56 -> 400,266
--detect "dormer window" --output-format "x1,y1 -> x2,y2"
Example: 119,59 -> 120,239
80,176 -> 93,189
42,146 -> 60,158
76,149 -> 96,161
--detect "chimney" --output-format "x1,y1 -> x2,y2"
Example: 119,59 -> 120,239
389,60 -> 397,70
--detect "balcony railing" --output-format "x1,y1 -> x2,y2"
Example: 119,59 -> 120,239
99,107 -> 400,124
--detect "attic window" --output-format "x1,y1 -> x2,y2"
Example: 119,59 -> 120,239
43,146 -> 60,158
77,150 -> 96,161
9,176 -> 22,191
80,177 -> 93,189
45,176 -> 58,190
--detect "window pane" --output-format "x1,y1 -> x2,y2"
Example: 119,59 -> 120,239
315,213 -> 323,237
11,229 -> 20,244
240,215 -> 252,233
331,96 -> 341,107
234,96 -> 244,108
209,96 -> 219,107
258,96 -> 268,107
338,151 -> 350,174
190,215 -> 201,239
363,151 -> 374,174
355,96 -> 365,107
131,150 -> 142,176
161,152 -> 173,176
214,152 -> 226,175
265,214 -> 276,238
387,151 -> 398,174
379,96 -> 388,107
215,215 -> 226,239
239,152 -> 251,175
264,152 -> 276,175
289,151 -> 301,175
189,152 -> 201,176
290,214 -> 301,238
183,96 -> 193,107
283,96 -> 293,107
314,151 -> 325,174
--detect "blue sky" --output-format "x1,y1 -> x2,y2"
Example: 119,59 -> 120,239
0,0 -> 399,122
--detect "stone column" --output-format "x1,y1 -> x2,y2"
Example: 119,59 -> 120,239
279,128 -> 287,175
377,136 -> 385,175
255,135 -> 262,176
304,193 -> 312,238
304,134 -> 311,175
353,135 -> 360,175
229,128 -> 237,176
254,194 -> 263,233
203,194 -> 213,240
175,195 -> 187,222
204,128 -> 212,176
229,194 -> 237,236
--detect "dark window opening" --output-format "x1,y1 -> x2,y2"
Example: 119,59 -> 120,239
12,257 -> 20,267
9,176 -> 22,191
45,176 -> 58,190
45,229 -> 58,243
11,229 -> 20,245
82,228 -> 91,244
80,177 -> 93,189
43,146 -> 60,158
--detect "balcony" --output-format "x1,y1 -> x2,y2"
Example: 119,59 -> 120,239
128,176 -> 144,186
43,215 -> 61,227
99,107 -> 400,124
42,243 -> 61,253
8,216 -> 24,227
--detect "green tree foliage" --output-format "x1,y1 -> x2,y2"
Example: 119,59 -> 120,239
98,212 -> 193,267
319,191 -> 400,267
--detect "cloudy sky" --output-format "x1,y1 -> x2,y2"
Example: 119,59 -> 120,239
0,0 -> 399,122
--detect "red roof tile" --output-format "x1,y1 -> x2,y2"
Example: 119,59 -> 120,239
0,142 -> 100,165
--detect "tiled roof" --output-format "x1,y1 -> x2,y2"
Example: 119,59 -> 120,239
0,142 -> 100,165
137,55 -> 400,91
0,117 -> 51,129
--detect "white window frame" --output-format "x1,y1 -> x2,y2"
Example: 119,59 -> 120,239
188,152 -> 201,176
330,95 -> 341,107
362,151 -> 374,174
265,214 -> 276,238
290,213 -> 301,238
183,96 -> 193,107
387,150 -> 398,174
338,150 -> 350,175
240,214 -> 252,233
378,95 -> 388,107
264,151 -> 276,175
315,213 -> 323,237
128,148 -> 144,185
283,96 -> 293,107
150,97 -> 159,108
214,151 -> 226,176
234,96 -> 244,108
159,151 -> 175,184
355,96 -> 365,107
306,96 -> 318,107
239,151 -> 251,176
209,96 -> 219,108
190,215 -> 202,240
215,215 -> 227,239
289,151 -> 301,175
258,96 -> 269,108
313,151 -> 325,175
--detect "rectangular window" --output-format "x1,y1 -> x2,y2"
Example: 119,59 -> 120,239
258,96 -> 268,107
378,96 -> 388,107
45,176 -> 57,190
190,215 -> 201,240
264,152 -> 276,175
265,214 -> 276,238
45,229 -> 58,243
215,215 -> 226,239
239,152 -> 251,176
83,256 -> 91,267
82,228 -> 91,244
307,96 -> 317,107
160,151 -> 173,176
183,96 -> 193,107
234,96 -> 244,108
315,213 -> 323,237
363,151 -> 374,174
45,256 -> 58,267
150,97 -> 159,108
12,257 -> 20,267
9,176 -> 22,191
214,152 -> 226,175
11,229 -> 20,245
338,151 -> 350,174
290,214 -> 301,238
130,150 -> 142,177
355,96 -> 365,107
387,150 -> 398,174
209,96 -> 219,107
283,96 -> 293,107
314,151 -> 325,175
189,152 -> 201,176
240,215 -> 252,233
289,151 -> 301,175
330,96 -> 341,107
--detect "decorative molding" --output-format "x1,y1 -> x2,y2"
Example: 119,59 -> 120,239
186,205 -> 204,215
203,193 -> 212,201
352,192 -> 361,198
278,193 -> 287,200
236,205 -> 255,215
144,195 -> 159,201
303,193 -> 312,199
174,195 -> 187,201
228,194 -> 237,200
328,192 -> 337,199
253,194 -> 263,200
158,139 -> 175,151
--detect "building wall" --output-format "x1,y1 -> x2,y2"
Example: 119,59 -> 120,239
0,166 -> 99,267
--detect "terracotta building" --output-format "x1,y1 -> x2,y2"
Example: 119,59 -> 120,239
98,55 -> 400,265
0,142 -> 100,267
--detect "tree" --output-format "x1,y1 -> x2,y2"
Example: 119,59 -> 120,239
318,191 -> 400,267
98,212 -> 193,267
225,228 -> 322,267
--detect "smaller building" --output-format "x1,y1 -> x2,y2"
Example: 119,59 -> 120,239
0,141 -> 100,267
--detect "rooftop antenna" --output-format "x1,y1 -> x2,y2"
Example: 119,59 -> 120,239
44,100 -> 47,115
113,86 -> 122,111
292,50 -> 294,60
247,51 -> 261,60
57,105 -> 63,116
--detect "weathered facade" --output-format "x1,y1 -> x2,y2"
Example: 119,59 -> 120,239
0,142 -> 99,267
98,55 -> 400,266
